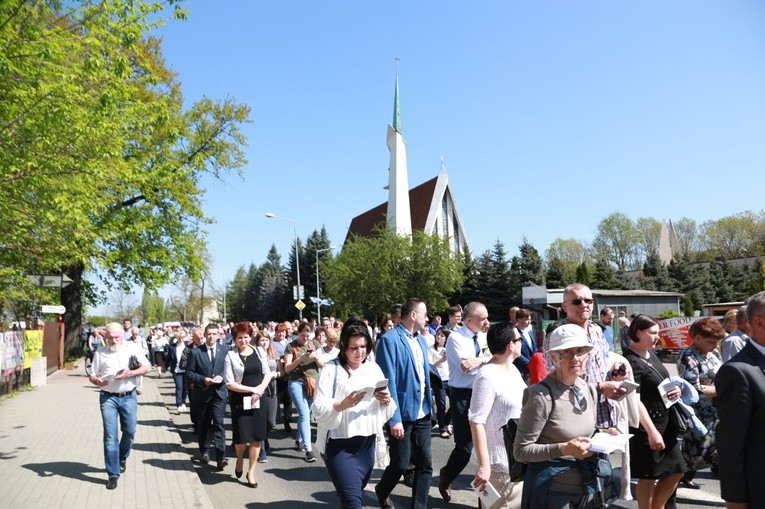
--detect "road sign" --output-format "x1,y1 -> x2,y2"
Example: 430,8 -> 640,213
295,300 -> 306,311
28,274 -> 74,288
41,305 -> 66,314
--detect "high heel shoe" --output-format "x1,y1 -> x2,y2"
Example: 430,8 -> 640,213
245,472 -> 258,488
235,469 -> 243,478
235,458 -> 243,478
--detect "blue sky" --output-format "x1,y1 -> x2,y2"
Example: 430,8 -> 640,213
153,0 -> 765,292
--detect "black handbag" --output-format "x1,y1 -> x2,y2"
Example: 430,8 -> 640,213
501,418 -> 527,482
669,403 -> 691,434
128,354 -> 141,371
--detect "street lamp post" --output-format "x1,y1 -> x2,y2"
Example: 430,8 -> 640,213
315,246 -> 334,324
266,213 -> 303,320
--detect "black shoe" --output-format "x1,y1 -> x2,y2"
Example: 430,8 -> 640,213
106,477 -> 118,490
402,468 -> 415,487
438,467 -> 452,502
305,451 -> 317,463
119,460 -> 126,473
374,485 -> 395,509
216,459 -> 228,471
285,422 -> 293,431
194,451 -> 209,464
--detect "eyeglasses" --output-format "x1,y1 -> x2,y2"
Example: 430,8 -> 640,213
567,298 -> 594,306
558,349 -> 590,360
571,385 -> 588,413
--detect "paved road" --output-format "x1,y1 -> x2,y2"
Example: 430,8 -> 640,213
152,365 -> 724,508
0,361 -> 724,508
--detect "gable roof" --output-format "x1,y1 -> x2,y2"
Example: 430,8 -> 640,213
345,176 -> 438,244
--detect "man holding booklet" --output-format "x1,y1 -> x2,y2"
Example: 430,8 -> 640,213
89,322 -> 151,490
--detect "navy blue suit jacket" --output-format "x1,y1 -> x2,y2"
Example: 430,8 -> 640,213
186,341 -> 229,401
716,341 -> 765,507
512,327 -> 536,380
376,324 -> 432,425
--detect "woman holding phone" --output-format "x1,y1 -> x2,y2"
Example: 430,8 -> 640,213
313,318 -> 396,509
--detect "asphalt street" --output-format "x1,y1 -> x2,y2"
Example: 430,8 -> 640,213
152,364 -> 724,509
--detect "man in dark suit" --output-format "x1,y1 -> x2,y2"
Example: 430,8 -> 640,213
375,298 -> 433,509
716,291 -> 765,509
512,308 -> 536,383
186,323 -> 229,471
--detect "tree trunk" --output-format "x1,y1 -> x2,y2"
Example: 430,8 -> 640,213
61,261 -> 85,355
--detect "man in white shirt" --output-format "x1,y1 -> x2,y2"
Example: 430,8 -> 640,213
721,306 -> 751,363
439,301 -> 491,502
89,322 -> 151,490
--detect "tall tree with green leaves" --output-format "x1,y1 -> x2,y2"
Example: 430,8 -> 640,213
509,237 -> 544,304
592,212 -> 640,271
323,228 -> 464,321
0,1 -> 251,352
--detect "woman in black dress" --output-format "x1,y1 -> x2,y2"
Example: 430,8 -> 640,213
223,322 -> 276,487
623,315 -> 685,509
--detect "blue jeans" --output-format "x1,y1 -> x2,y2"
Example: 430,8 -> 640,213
173,371 -> 187,407
288,378 -> 312,451
434,381 -> 451,432
99,389 -> 138,479
326,435 -> 376,508
377,416 -> 433,509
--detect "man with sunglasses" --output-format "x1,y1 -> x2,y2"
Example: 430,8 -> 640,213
543,283 -> 626,429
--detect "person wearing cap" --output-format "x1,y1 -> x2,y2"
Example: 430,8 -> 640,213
513,323 -> 598,508
623,314 -> 685,509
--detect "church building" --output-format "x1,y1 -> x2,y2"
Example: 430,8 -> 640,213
345,72 -> 470,255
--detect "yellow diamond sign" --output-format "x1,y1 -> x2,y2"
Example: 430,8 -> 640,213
295,300 -> 306,311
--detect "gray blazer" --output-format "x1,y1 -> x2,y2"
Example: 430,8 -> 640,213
223,346 -> 270,385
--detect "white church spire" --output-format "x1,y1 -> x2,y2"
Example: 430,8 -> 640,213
386,59 -> 412,236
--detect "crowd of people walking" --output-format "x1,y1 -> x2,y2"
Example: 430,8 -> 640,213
86,287 -> 765,509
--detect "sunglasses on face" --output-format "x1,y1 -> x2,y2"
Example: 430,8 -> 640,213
568,298 -> 594,306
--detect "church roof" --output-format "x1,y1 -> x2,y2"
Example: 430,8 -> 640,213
345,176 -> 438,244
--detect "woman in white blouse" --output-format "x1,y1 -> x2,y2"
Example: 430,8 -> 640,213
313,318 -> 396,509
469,321 -> 526,509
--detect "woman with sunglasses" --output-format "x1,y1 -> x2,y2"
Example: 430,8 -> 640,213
624,314 -> 685,509
469,321 -> 526,508
514,324 -> 598,508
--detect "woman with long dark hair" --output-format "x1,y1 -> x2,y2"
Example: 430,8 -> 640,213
313,318 -> 395,509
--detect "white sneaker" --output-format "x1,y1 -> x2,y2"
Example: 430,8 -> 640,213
178,405 -> 187,413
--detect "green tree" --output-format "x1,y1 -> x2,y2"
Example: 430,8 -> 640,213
576,262 -> 591,286
482,240 -> 513,319
699,210 -> 765,259
591,258 -> 617,289
253,246 -> 288,322
0,1 -> 251,353
592,212 -> 640,271
323,228 -> 464,321
139,287 -> 165,325
509,237 -> 544,304
635,217 -> 662,261
674,217 -> 700,256
545,256 -> 575,289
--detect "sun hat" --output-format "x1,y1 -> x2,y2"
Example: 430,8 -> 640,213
547,324 -> 593,352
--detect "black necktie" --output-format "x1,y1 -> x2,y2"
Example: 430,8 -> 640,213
473,334 -> 480,357
209,346 -> 215,365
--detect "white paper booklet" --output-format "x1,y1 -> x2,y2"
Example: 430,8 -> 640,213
657,378 -> 681,408
473,480 -> 501,508
590,432 -> 633,454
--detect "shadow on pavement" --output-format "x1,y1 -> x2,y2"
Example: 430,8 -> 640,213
23,461 -> 103,485
245,489 -> 337,508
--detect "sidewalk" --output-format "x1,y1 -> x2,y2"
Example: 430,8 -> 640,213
0,363 -> 213,509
